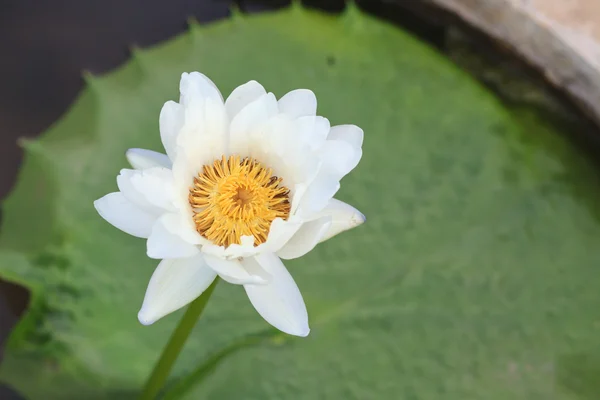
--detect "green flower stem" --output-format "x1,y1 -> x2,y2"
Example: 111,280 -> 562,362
138,278 -> 219,400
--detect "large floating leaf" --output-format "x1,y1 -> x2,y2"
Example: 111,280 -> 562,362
2,4 -> 600,399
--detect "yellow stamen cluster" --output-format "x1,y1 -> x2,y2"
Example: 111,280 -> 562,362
189,155 -> 291,247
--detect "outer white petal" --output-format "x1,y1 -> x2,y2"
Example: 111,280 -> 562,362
240,254 -> 272,282
202,97 -> 229,158
327,125 -> 363,171
160,212 -> 205,245
296,172 -> 341,218
175,97 -> 229,174
225,80 -> 266,119
229,92 -> 278,155
243,253 -> 309,337
94,192 -> 157,238
294,116 -> 330,151
320,140 -> 359,179
293,126 -> 362,218
117,169 -> 154,211
316,198 -> 366,242
131,168 -> 177,211
138,254 -> 217,325
201,217 -> 303,261
257,217 -> 304,255
179,72 -> 223,105
204,254 -> 268,285
328,124 -> 364,149
126,148 -> 172,170
278,89 -> 317,119
277,216 -> 332,260
261,117 -> 327,187
147,215 -> 200,259
201,235 -> 257,260
159,101 -> 184,160
247,115 -> 305,183
290,183 -> 309,215
117,168 -> 176,213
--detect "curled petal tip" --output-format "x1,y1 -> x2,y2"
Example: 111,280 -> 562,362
296,326 -> 310,338
353,210 -> 366,226
137,310 -> 157,326
279,321 -> 310,337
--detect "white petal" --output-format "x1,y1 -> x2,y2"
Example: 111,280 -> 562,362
160,212 -> 205,245
179,72 -> 223,105
94,192 -> 157,238
320,139 -> 360,179
258,217 -> 304,254
202,97 -> 229,157
317,198 -> 365,242
328,124 -> 364,149
248,115 -> 302,180
171,148 -> 196,190
277,216 -> 332,260
147,214 -> 200,259
290,183 -> 309,214
296,172 -> 341,217
294,116 -> 330,151
327,125 -> 363,174
204,254 -> 268,285
201,235 -> 258,260
229,92 -> 278,155
117,169 -> 152,210
243,253 -> 309,337
278,89 -> 317,119
175,97 -> 228,172
117,168 -> 176,212
159,101 -> 184,160
251,116 -> 325,188
138,254 -> 217,325
225,80 -> 266,119
126,148 -> 172,170
240,253 -> 272,281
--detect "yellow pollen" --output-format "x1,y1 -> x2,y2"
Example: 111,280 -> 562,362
188,155 -> 291,247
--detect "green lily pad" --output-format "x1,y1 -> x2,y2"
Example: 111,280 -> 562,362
2,4 -> 600,399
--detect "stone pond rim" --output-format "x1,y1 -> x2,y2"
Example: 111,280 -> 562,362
420,0 -> 600,129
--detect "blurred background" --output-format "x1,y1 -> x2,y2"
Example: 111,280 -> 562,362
1,0 -> 599,398
0,0 -> 442,364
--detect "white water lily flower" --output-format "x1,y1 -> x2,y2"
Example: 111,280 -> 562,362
94,72 -> 365,337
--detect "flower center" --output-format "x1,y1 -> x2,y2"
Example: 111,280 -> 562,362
189,155 -> 291,247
